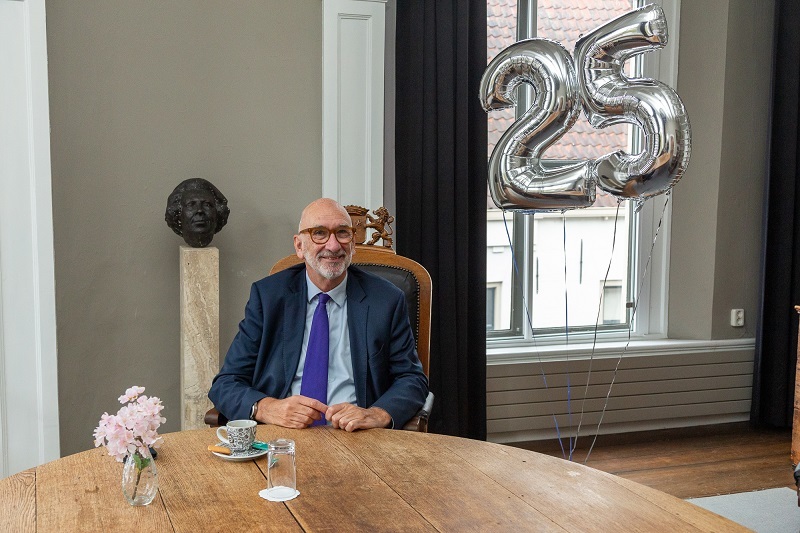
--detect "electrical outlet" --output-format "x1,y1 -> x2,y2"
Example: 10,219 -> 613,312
730,309 -> 744,327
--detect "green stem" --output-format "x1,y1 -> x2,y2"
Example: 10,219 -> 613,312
130,449 -> 150,501
132,466 -> 143,501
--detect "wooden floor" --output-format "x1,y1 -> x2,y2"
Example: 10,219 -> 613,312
510,423 -> 796,499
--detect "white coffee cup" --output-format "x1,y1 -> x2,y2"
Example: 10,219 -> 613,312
216,419 -> 257,453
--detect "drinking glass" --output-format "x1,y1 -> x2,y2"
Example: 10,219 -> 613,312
264,438 -> 297,501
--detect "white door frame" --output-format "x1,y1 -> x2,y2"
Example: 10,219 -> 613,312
0,0 -> 60,477
322,0 -> 386,208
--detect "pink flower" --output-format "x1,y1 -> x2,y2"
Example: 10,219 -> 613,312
118,386 -> 145,404
95,387 -> 165,462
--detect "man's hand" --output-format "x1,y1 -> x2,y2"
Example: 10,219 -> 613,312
326,403 -> 391,432
254,396 -> 327,428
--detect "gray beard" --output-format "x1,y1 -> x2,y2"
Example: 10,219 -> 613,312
305,250 -> 351,280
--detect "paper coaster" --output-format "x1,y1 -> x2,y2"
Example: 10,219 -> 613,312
259,487 -> 300,502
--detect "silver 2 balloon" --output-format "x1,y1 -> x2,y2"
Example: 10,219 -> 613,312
480,3 -> 691,212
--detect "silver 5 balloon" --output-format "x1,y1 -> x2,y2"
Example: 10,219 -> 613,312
480,3 -> 691,212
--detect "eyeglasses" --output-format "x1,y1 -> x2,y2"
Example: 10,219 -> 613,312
300,226 -> 355,244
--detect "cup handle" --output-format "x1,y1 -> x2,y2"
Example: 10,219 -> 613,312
216,427 -> 228,444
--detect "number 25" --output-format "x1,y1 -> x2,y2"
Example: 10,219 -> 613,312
480,4 -> 691,212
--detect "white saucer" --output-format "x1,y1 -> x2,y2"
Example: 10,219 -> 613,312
212,441 -> 269,462
259,487 -> 300,502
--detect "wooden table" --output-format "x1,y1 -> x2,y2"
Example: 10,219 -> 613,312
1,426 -> 745,532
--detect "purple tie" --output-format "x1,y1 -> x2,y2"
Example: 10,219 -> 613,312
300,293 -> 331,426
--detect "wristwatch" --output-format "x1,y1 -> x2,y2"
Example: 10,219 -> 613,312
249,401 -> 258,420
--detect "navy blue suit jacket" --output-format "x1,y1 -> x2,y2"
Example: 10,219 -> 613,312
208,264 -> 429,427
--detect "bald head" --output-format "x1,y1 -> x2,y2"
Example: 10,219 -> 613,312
298,198 -> 350,232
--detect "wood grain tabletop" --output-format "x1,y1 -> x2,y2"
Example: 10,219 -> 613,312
0,426 -> 747,532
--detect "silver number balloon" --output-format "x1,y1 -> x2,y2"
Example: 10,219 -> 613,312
574,3 -> 691,201
480,38 -> 594,212
480,4 -> 691,211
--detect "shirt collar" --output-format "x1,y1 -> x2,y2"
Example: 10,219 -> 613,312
305,271 -> 347,306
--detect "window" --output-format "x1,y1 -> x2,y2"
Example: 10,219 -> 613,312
486,282 -> 502,330
601,282 -> 624,325
486,0 -> 676,344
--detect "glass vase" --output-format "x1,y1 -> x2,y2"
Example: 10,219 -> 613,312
121,447 -> 158,506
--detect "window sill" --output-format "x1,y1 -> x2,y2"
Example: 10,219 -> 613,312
487,336 -> 756,365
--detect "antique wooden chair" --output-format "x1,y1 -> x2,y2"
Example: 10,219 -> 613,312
205,205 -> 434,431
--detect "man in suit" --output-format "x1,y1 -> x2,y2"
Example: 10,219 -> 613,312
209,198 -> 428,430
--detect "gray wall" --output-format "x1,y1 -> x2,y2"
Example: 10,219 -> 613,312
669,0 -> 772,340
47,1 -> 323,456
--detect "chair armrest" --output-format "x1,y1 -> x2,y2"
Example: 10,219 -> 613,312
401,392 -> 434,432
204,407 -> 228,428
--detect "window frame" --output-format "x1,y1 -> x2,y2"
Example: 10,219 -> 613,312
486,0 -> 681,351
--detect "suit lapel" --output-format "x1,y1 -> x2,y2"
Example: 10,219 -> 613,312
282,268 -> 307,397
347,270 -> 368,408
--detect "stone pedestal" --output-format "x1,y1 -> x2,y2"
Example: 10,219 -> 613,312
180,246 -> 219,430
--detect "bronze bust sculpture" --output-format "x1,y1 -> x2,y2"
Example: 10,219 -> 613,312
165,178 -> 230,248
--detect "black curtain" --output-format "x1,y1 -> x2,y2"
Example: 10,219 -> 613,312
753,1 -> 800,427
395,1 -> 488,440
